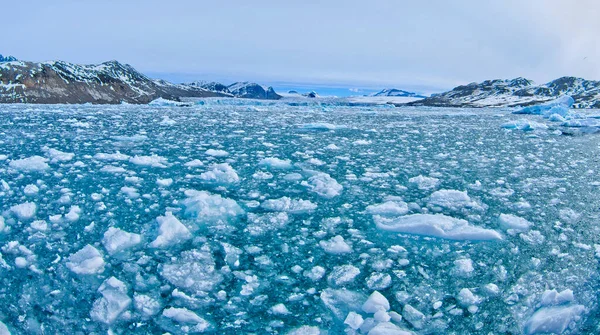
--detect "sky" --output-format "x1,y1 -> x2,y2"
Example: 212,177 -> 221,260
3,0 -> 600,94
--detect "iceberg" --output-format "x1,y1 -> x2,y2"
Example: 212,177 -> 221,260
514,96 -> 574,115
374,214 -> 502,241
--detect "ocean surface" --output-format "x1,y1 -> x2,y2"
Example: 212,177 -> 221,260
0,99 -> 599,334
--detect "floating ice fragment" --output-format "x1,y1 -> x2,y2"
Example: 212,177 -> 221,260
134,293 -> 161,317
10,202 -> 36,220
366,273 -> 392,290
366,201 -> 409,217
321,288 -> 366,320
102,227 -> 142,255
162,307 -> 210,332
181,190 -> 244,227
319,235 -> 352,254
304,266 -> 326,281
368,322 -> 413,335
100,166 -> 127,173
375,214 -> 502,241
94,152 -> 130,161
156,178 -> 173,187
299,123 -> 346,131
45,148 -> 74,162
514,96 -> 574,115
160,249 -> 222,294
328,265 -> 361,286
540,289 -> 574,307
402,304 -> 425,329
259,157 -> 293,169
362,291 -> 390,313
453,258 -> 474,277
23,184 -> 39,196
184,159 -> 204,167
270,303 -> 291,315
90,277 -> 131,324
300,173 -> 342,198
286,326 -> 321,335
129,155 -> 168,168
149,212 -> 191,248
148,98 -> 192,107
67,244 -> 105,275
498,214 -> 532,233
524,304 -> 585,335
502,119 -> 548,131
64,205 -> 82,222
344,311 -> 364,330
199,163 -> 239,185
428,189 -> 482,211
0,320 -> 9,334
261,197 -> 317,214
409,175 -> 440,190
9,156 -> 49,172
457,288 -> 480,306
205,149 -> 229,157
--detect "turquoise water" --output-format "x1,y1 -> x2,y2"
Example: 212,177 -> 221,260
0,100 -> 599,334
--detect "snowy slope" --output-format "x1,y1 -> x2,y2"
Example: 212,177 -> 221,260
371,88 -> 426,98
410,77 -> 600,108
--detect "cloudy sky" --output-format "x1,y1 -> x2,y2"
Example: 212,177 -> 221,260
3,0 -> 599,93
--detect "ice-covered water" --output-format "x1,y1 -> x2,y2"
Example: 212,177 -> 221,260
0,100 -> 599,334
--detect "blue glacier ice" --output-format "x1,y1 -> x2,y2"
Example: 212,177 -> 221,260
513,95 -> 574,115
0,99 -> 599,334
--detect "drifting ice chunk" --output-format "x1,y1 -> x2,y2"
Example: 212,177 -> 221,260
134,293 -> 162,317
366,201 -> 409,217
344,311 -> 364,329
259,157 -> 293,169
261,197 -> 317,214
9,156 -> 49,172
374,214 -> 502,241
428,189 -> 481,211
286,326 -> 321,335
320,235 -> 352,254
162,307 -> 210,332
23,184 -> 39,196
148,98 -> 192,107
502,119 -> 549,131
161,249 -> 222,294
270,303 -> 291,315
199,163 -> 239,185
328,265 -> 360,286
46,148 -> 74,162
10,202 -> 36,220
0,321 -> 9,334
102,227 -> 142,255
302,173 -> 343,198
409,175 -> 440,190
368,322 -> 413,335
205,149 -> 229,157
321,288 -> 367,320
514,96 -> 574,115
524,304 -> 585,335
540,289 -> 574,307
93,152 -> 130,161
498,214 -> 532,233
67,245 -> 105,275
90,277 -> 131,324
149,212 -> 191,248
402,304 -> 425,329
362,291 -> 390,313
299,123 -> 346,131
181,190 -> 244,227
129,155 -> 168,168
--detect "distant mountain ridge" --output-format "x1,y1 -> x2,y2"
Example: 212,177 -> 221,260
408,77 -> 600,108
0,59 -> 225,104
185,81 -> 281,100
372,88 -> 426,98
0,54 -> 17,62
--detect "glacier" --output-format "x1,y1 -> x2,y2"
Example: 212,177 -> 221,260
0,99 -> 599,334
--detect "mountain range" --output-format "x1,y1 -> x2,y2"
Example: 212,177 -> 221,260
407,77 -> 600,108
0,57 -> 281,104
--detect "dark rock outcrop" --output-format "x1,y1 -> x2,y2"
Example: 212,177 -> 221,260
408,77 -> 600,108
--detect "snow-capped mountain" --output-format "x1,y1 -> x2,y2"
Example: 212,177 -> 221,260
0,59 -> 225,104
0,54 -> 17,62
408,77 -> 600,108
187,81 -> 233,96
227,82 -> 281,100
371,88 -> 426,98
